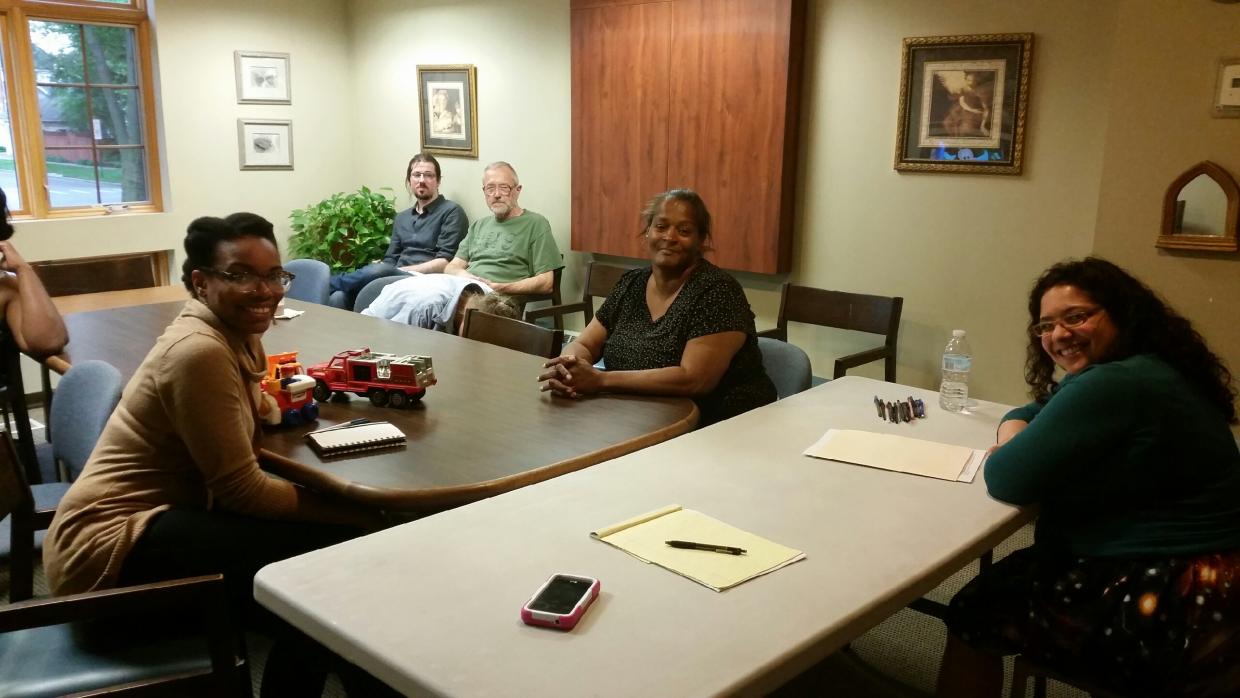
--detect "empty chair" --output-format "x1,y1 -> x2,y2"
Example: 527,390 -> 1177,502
4,360 -> 122,598
0,432 -> 248,696
525,261 -> 630,328
461,308 -> 563,359
757,337 -> 812,399
759,283 -> 903,382
283,258 -> 332,305
354,274 -> 411,313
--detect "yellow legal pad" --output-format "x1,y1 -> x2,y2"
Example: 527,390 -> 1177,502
591,505 -> 806,592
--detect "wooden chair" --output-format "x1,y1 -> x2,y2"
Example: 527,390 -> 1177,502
758,283 -> 903,382
525,261 -> 630,328
0,331 -> 42,486
461,308 -> 563,359
0,432 -> 248,696
510,266 -> 565,329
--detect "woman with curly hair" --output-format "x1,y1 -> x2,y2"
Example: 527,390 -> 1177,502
938,257 -> 1240,697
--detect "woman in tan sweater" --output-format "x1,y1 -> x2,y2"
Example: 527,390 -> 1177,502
44,213 -> 387,695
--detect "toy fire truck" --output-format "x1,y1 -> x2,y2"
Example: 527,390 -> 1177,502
259,351 -> 320,426
306,348 -> 436,408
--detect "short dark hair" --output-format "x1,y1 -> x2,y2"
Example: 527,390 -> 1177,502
181,213 -> 279,296
407,153 -> 441,181
639,188 -> 713,246
0,188 -> 14,241
1024,256 -> 1236,422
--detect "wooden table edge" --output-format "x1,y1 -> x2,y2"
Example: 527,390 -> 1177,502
260,403 -> 701,511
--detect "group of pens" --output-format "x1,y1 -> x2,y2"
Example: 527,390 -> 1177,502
874,395 -> 927,424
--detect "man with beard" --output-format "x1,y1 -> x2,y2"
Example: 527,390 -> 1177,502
329,153 -> 468,308
444,161 -> 562,295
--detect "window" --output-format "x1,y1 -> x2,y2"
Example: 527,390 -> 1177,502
0,0 -> 159,218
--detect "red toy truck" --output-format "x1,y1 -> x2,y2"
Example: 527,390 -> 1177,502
306,348 -> 436,408
259,351 -> 320,426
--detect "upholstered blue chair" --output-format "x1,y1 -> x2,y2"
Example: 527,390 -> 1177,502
757,337 -> 812,400
283,258 -> 332,306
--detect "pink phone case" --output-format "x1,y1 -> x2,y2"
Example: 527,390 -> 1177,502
520,574 -> 601,631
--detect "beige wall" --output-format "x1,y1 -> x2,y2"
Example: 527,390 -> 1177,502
1093,0 -> 1240,392
13,0 -> 355,269
345,0 -> 576,294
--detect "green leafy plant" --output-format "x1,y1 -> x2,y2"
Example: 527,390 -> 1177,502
288,186 -> 397,273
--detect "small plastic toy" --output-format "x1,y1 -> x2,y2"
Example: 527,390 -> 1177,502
306,348 -> 436,408
259,351 -> 320,426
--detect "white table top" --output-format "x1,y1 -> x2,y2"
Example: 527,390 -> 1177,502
255,376 -> 1032,697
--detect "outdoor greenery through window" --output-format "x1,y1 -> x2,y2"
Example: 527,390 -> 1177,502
0,0 -> 157,217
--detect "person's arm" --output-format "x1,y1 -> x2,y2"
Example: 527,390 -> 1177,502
490,270 -> 553,295
160,336 -> 380,528
400,257 -> 448,274
542,330 -> 745,399
380,223 -> 402,266
444,256 -> 473,278
984,366 -> 1135,505
539,318 -> 608,395
0,241 -> 68,358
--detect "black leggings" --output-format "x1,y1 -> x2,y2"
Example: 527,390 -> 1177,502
119,508 -> 394,697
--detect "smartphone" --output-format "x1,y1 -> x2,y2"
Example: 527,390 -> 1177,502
520,573 -> 600,631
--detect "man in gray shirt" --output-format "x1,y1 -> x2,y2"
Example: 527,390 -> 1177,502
329,153 -> 468,308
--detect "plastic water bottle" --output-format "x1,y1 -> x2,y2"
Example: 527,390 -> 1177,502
939,330 -> 972,413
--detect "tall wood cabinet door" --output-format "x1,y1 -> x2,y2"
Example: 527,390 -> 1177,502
571,0 -> 672,259
667,0 -> 802,273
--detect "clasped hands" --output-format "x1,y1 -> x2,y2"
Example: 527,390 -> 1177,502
539,355 -> 603,398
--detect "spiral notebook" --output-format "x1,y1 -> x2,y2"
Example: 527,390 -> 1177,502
306,421 -> 406,457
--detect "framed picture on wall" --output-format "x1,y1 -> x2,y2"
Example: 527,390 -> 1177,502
894,33 -> 1033,175
417,64 -> 478,158
238,119 -> 293,170
235,51 -> 291,104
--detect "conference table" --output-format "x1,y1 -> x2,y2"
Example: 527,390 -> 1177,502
52,292 -> 698,510
254,376 -> 1033,696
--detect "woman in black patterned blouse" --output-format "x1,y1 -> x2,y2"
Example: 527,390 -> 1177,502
538,189 -> 775,426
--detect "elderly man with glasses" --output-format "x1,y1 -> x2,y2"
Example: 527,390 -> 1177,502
443,161 -> 562,295
329,152 -> 468,309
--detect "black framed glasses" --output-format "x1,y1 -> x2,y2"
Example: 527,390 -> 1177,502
1030,306 -> 1103,337
203,268 -> 295,291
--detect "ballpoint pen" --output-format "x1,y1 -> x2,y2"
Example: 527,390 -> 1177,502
305,418 -> 373,436
665,540 -> 747,555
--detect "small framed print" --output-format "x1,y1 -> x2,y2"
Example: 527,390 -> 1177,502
235,51 -> 291,105
417,64 -> 478,158
894,33 -> 1034,175
238,119 -> 293,170
1213,58 -> 1240,118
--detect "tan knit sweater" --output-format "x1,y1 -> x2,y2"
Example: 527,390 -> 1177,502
43,300 -> 301,595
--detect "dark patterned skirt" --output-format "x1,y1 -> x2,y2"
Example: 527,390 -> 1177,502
946,546 -> 1240,697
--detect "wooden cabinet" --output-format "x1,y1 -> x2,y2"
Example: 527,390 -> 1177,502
570,0 -> 804,274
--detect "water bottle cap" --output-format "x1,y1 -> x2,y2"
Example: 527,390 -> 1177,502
952,329 -> 966,337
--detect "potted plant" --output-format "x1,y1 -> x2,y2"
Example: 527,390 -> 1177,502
288,186 -> 397,273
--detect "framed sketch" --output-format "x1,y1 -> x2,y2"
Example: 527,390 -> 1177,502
238,119 -> 293,170
894,33 -> 1033,175
417,64 -> 478,158
1213,57 -> 1240,118
235,51 -> 291,104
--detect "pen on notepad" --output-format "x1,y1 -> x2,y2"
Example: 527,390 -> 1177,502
665,540 -> 747,555
306,418 -> 373,436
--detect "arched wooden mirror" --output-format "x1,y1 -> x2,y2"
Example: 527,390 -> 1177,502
1156,160 -> 1239,252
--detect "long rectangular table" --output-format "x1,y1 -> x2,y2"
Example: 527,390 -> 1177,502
54,297 -> 697,510
254,376 -> 1032,696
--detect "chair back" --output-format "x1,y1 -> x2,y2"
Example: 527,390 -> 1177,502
757,337 -> 812,400
283,258 -> 332,305
772,283 -> 903,382
49,360 -> 123,481
511,266 -> 564,327
461,308 -> 564,359
354,275 -> 410,313
524,261 -> 631,327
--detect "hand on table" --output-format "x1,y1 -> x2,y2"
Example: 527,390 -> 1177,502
986,419 -> 1029,456
538,355 -> 603,398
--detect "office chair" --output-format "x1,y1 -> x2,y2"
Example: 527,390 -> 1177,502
283,258 -> 332,305
461,308 -> 564,359
757,337 -> 813,400
758,283 -> 903,382
509,266 -> 565,328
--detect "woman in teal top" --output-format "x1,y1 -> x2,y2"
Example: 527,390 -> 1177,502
938,257 -> 1240,697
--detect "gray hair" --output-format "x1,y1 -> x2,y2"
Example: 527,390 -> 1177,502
483,161 -> 519,185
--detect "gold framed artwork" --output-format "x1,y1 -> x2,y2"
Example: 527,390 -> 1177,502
894,33 -> 1033,175
417,64 -> 478,158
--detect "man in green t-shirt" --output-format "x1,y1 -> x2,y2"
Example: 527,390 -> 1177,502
445,161 -> 562,295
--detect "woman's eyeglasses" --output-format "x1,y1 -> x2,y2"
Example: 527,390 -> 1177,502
203,268 -> 295,292
1030,307 -> 1102,337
